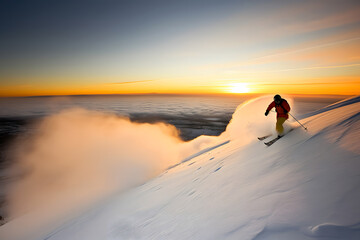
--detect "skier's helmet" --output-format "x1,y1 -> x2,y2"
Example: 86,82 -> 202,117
274,94 -> 282,103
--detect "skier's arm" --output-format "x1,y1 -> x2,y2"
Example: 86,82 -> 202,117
265,101 -> 275,116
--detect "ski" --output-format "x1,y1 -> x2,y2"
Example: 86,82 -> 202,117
264,135 -> 282,146
258,134 -> 272,141
264,129 -> 294,146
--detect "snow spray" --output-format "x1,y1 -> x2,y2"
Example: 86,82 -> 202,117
5,108 -> 215,221
221,95 -> 295,142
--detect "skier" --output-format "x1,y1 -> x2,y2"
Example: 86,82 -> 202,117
265,94 -> 291,137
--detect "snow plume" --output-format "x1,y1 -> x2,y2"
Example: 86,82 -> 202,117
5,108 -> 204,221
222,95 -> 294,142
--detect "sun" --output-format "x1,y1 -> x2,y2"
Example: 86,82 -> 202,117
228,82 -> 250,93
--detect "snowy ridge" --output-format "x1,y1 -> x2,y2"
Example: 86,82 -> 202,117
299,95 -> 360,119
1,96 -> 360,240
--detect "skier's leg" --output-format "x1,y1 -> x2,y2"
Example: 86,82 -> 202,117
276,117 -> 286,136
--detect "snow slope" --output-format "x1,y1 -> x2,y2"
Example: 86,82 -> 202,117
1,96 -> 360,240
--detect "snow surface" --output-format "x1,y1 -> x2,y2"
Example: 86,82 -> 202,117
1,96 -> 360,240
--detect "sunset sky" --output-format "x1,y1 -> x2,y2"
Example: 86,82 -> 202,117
1,0 -> 360,97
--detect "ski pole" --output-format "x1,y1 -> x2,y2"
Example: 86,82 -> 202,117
288,112 -> 307,131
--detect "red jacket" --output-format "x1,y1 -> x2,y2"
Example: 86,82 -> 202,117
266,99 -> 291,119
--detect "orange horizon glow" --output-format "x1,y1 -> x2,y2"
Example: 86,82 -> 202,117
1,78 -> 359,97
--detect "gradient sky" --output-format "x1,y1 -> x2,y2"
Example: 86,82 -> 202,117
1,0 -> 360,96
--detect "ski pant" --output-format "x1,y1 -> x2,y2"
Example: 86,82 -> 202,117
276,117 -> 287,135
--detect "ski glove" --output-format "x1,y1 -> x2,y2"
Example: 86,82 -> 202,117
265,110 -> 269,116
